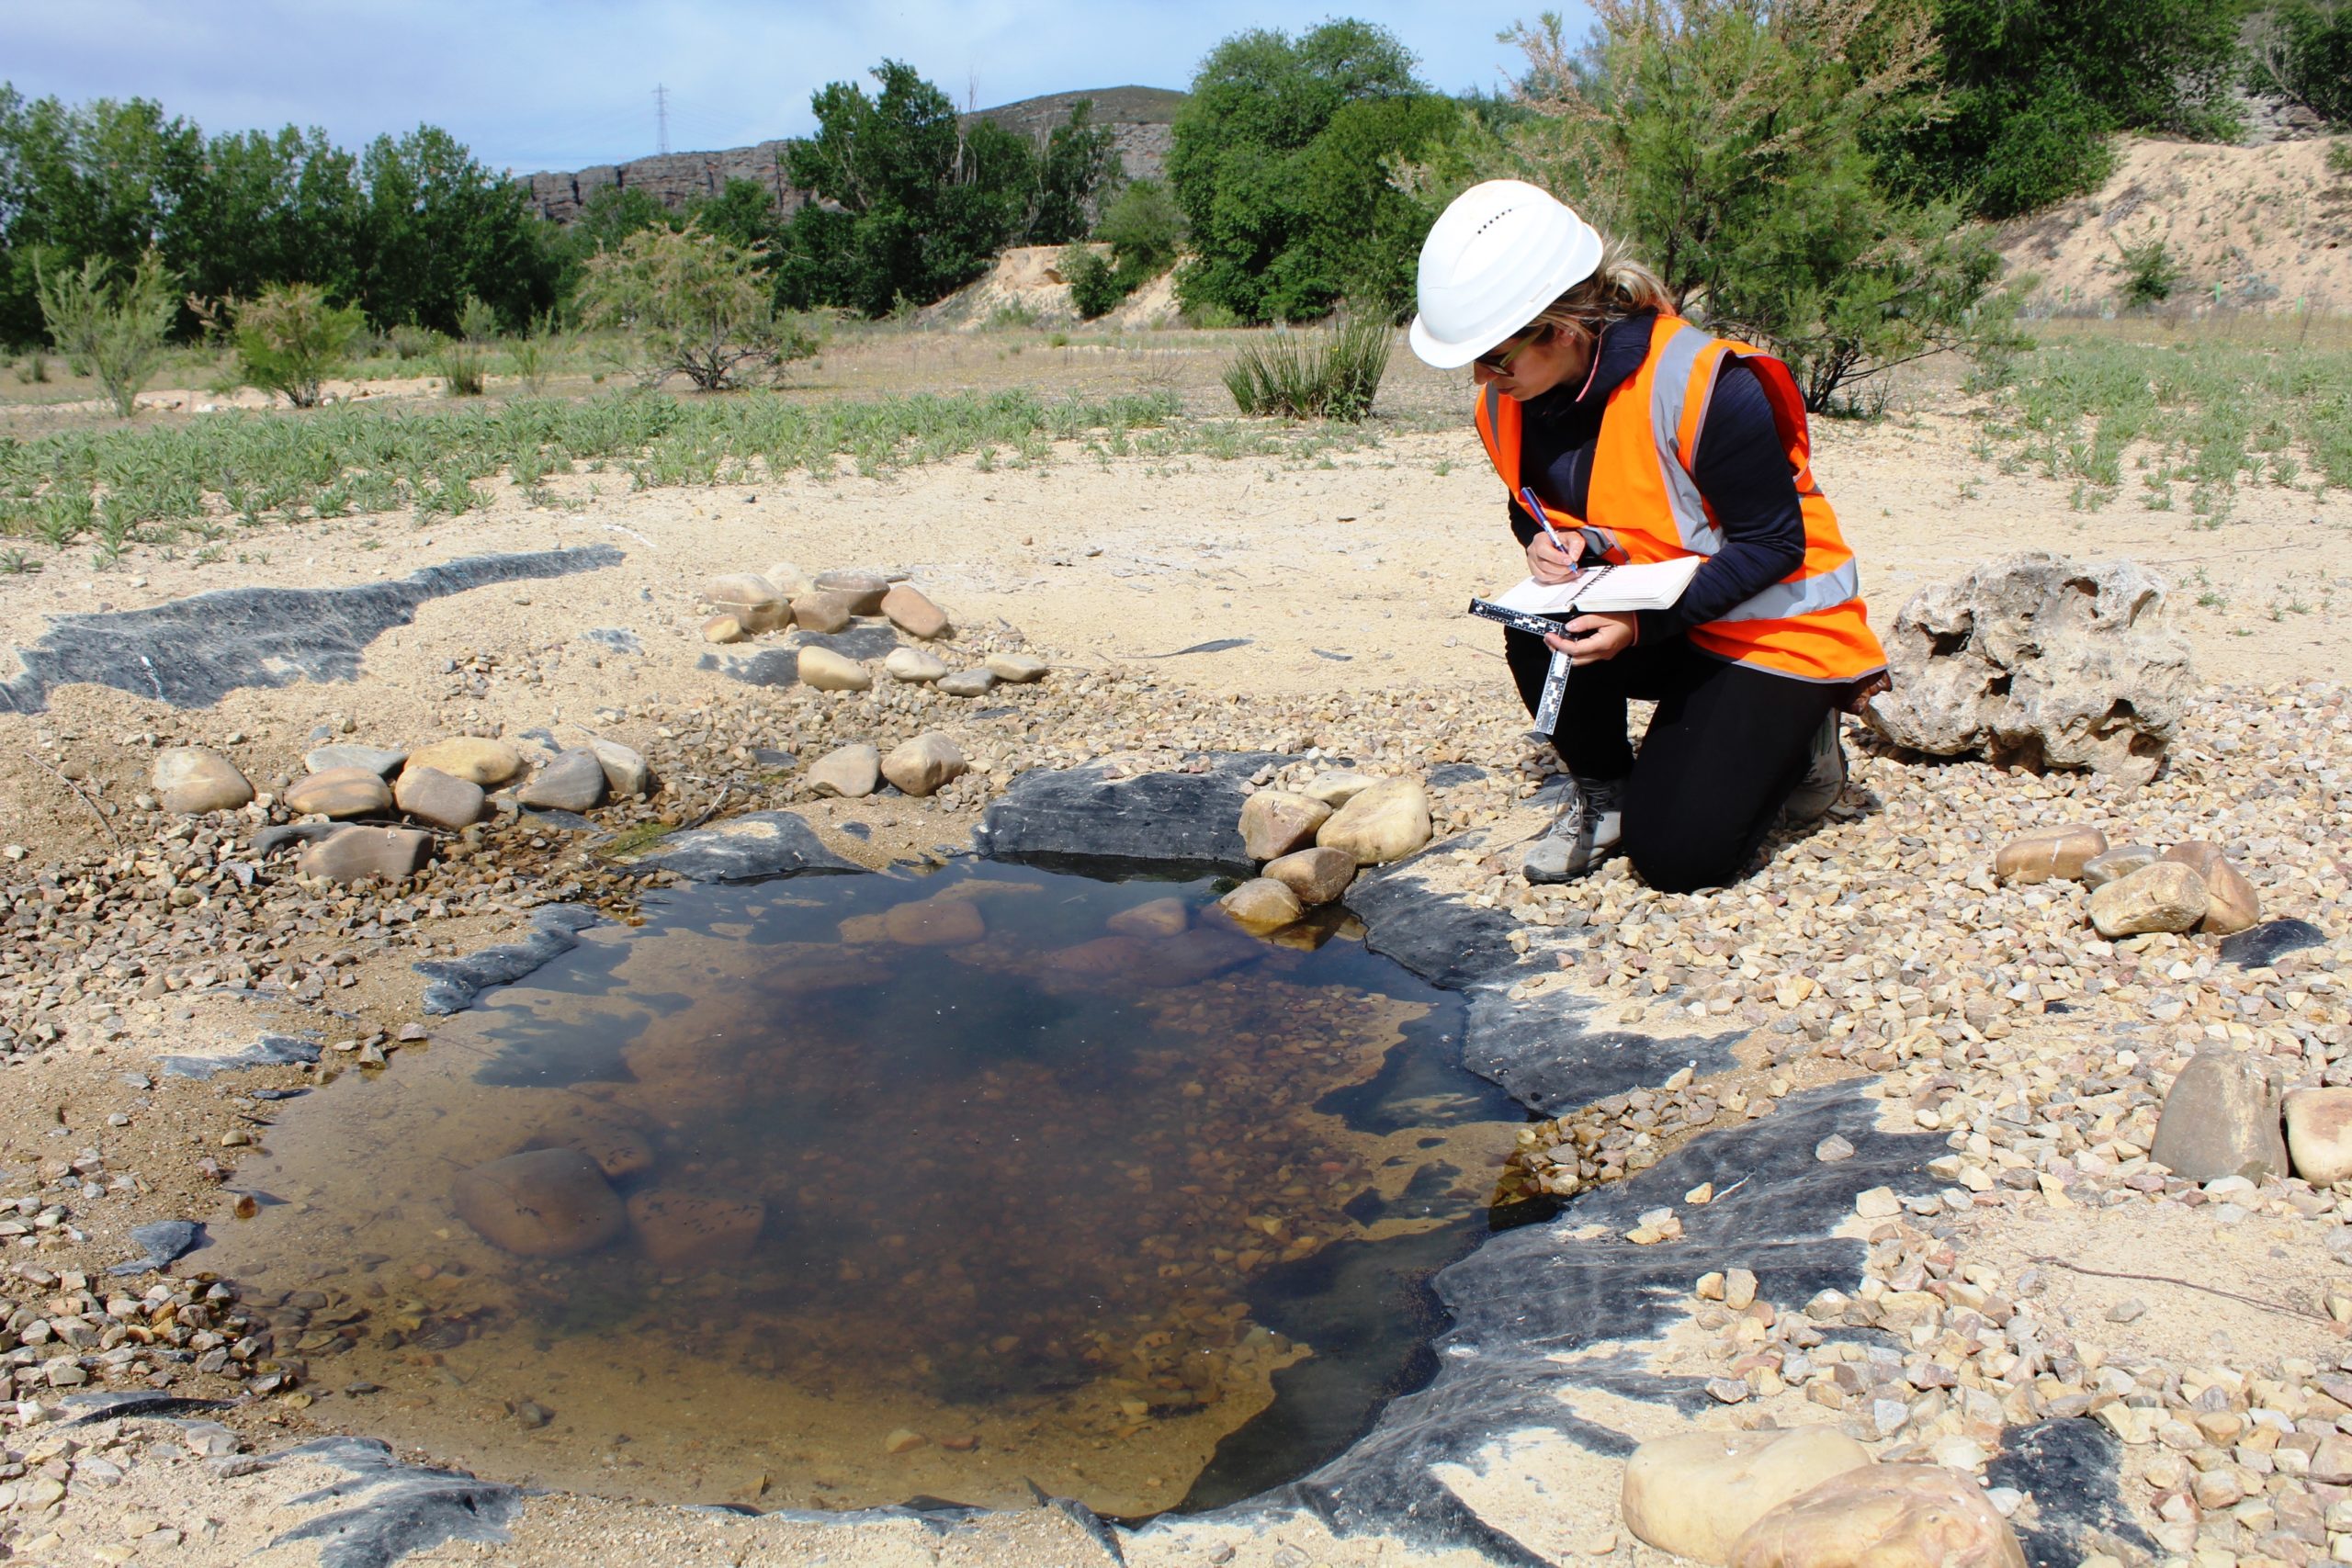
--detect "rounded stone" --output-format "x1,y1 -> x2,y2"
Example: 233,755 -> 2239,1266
705,572 -> 784,610
813,570 -> 890,615
1263,846 -> 1356,906
1726,1462 -> 2027,1568
514,750 -> 608,812
936,669 -> 999,698
297,824 -> 433,885
1316,776 -> 1433,866
984,652 -> 1049,683
589,739 -> 652,798
1107,897 -> 1190,937
797,647 -> 873,693
701,614 -> 748,645
2284,1087 -> 2352,1187
2161,840 -> 2261,935
303,744 -> 407,778
405,737 -> 524,787
789,592 -> 857,635
1993,825 -> 2108,884
2086,861 -> 2208,939
2080,843 -> 2158,889
883,896 -> 987,946
1623,1427 -> 1876,1562
451,1148 -> 625,1259
880,583 -> 953,640
1238,790 -> 1331,862
1220,877 -> 1304,931
151,748 -> 253,815
283,766 -> 392,819
881,734 -> 967,797
885,647 -> 949,683
2150,1046 -> 2287,1182
392,765 -> 488,830
806,744 -> 881,798
625,1189 -> 764,1273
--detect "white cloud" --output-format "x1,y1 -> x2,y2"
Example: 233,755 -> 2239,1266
0,0 -> 1574,174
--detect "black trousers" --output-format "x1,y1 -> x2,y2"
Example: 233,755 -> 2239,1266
1505,627 -> 1838,894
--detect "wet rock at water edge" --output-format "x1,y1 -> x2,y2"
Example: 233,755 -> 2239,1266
405,737 -> 523,787
284,766 -> 393,819
304,744 -> 406,778
1727,1462 -> 2027,1568
1262,846 -> 1356,906
1317,776 -> 1433,866
1238,790 -> 1330,861
813,570 -> 890,615
1623,1427 -> 1874,1563
451,1148 -> 625,1258
789,592 -> 856,634
985,652 -> 1049,684
1993,825 -> 2107,884
2285,1088 -> 2352,1187
152,748 -> 253,815
1220,877 -> 1304,932
299,825 -> 433,885
2086,861 -> 2208,939
885,647 -> 949,683
514,750 -> 607,812
880,583 -> 952,640
881,734 -> 966,797
1107,897 -> 1189,937
589,739 -> 652,798
2079,843 -> 2158,889
2150,1046 -> 2286,1182
936,669 -> 998,698
797,647 -> 872,693
2161,840 -> 2261,934
806,744 -> 881,798
393,766 -> 487,830
625,1190 -> 764,1272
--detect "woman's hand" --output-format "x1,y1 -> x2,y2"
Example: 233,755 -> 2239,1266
1525,530 -> 1582,584
1544,612 -> 1637,666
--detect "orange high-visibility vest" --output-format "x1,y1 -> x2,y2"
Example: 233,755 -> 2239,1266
1475,317 -> 1886,686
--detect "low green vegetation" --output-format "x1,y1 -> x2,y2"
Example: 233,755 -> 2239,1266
1973,337 -> 2352,519
1222,317 -> 1394,420
221,282 -> 368,408
34,249 -> 176,417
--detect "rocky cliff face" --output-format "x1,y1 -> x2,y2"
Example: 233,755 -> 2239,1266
519,85 -> 1181,225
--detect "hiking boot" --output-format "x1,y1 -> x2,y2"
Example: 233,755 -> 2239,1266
1523,774 -> 1626,884
1781,713 -> 1847,824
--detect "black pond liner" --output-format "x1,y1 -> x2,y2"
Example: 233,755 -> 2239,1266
325,750 -> 2151,1566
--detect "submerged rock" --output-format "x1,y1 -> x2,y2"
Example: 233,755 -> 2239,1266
626,1190 -> 764,1272
1107,897 -> 1190,937
450,1148 -> 625,1258
883,895 -> 986,946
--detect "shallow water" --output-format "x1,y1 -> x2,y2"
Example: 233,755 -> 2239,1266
205,863 -> 1524,1517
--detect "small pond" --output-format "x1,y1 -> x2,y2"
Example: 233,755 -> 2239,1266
205,863 -> 1530,1517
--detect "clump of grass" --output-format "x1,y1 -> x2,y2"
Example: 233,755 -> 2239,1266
432,337 -> 488,397
1222,317 -> 1394,422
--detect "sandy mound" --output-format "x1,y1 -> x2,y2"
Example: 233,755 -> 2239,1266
1102,266 -> 1182,330
917,243 -> 1094,330
1999,133 -> 2352,310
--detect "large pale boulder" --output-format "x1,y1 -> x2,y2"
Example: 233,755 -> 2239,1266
1317,776 -> 1432,866
450,1148 -> 624,1258
393,765 -> 486,830
2150,1047 -> 2286,1182
1992,825 -> 2106,884
1727,1463 -> 2026,1568
1239,790 -> 1330,862
406,737 -> 523,787
2284,1088 -> 2352,1187
298,825 -> 432,884
2087,861 -> 2208,938
1220,877 -> 1304,932
881,734 -> 966,797
1263,846 -> 1356,906
806,744 -> 881,798
797,647 -> 872,693
283,766 -> 392,819
880,583 -> 952,640
514,750 -> 608,812
152,748 -> 253,815
1864,552 -> 2193,784
2162,841 -> 2261,935
1623,1427 -> 1876,1563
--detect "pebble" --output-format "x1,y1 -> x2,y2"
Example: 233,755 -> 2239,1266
2164,840 -> 2263,934
789,592 -> 856,634
589,738 -> 652,797
1815,1135 -> 1855,1163
303,744 -> 407,778
812,570 -> 890,615
880,583 -> 952,640
297,825 -> 432,885
1994,825 -> 2108,884
701,614 -> 748,645
2283,1086 -> 2352,1185
2089,860 -> 2210,938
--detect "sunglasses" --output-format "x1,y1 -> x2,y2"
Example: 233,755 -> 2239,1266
1475,325 -> 1550,374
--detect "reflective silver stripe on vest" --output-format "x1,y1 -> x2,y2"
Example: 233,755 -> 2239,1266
1716,558 -> 1861,623
1645,322 -> 1722,554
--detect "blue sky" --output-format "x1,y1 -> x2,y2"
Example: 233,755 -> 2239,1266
2,0 -> 1582,175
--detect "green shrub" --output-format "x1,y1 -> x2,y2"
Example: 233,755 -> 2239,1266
1222,316 -> 1393,420
230,282 -> 366,408
35,250 -> 177,418
577,225 -> 816,390
431,335 -> 487,396
1094,178 -> 1187,280
2250,0 -> 2352,126
387,324 -> 436,360
2332,141 -> 2352,177
14,353 -> 47,384
1064,247 -> 1129,320
456,294 -> 500,344
2113,232 -> 2182,308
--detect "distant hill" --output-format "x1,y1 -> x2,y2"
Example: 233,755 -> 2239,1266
517,86 -> 1183,225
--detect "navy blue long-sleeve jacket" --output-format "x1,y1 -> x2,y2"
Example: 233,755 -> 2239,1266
1507,311 -> 1805,647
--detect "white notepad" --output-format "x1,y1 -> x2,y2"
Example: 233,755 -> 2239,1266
1491,556 -> 1703,615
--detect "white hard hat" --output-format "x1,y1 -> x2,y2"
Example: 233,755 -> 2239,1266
1408,180 -> 1603,370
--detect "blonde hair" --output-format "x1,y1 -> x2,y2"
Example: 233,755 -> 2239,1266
1525,238 -> 1674,361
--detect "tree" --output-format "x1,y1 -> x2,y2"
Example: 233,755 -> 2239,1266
228,281 -> 367,408
2249,0 -> 2352,125
577,223 -> 816,390
352,126 -> 557,333
1167,20 -> 1449,321
36,249 -> 175,416
1094,178 -> 1187,282
1435,2 -> 2020,412
1023,99 -> 1123,245
1884,0 -> 2251,216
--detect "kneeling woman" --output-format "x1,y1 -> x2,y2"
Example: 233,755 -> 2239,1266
1409,181 -> 1888,893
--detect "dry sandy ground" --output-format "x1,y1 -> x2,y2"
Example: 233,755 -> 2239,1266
0,341 -> 2348,1568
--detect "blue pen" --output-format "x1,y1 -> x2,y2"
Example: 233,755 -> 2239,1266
1518,486 -> 1581,570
